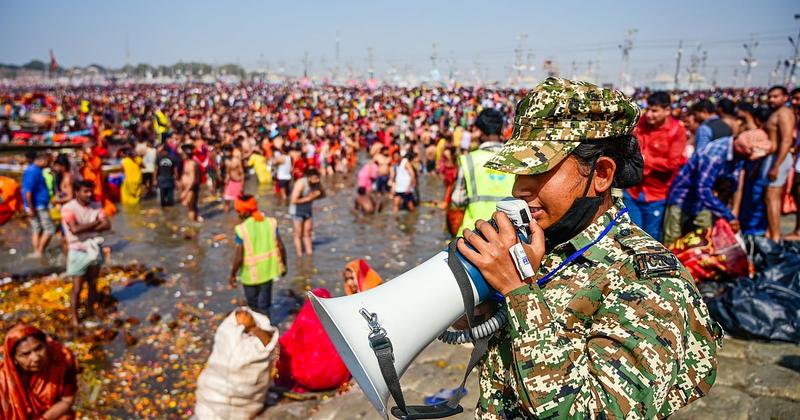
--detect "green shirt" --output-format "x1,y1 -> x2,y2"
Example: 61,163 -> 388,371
477,203 -> 721,419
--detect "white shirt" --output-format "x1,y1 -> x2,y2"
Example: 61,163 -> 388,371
142,147 -> 157,173
394,158 -> 412,193
275,151 -> 292,181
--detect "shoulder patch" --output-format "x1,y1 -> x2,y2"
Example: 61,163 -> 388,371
634,252 -> 681,278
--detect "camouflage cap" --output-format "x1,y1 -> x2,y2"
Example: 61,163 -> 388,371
485,77 -> 640,175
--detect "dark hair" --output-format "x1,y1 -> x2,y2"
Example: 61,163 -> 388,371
25,151 -> 38,162
570,135 -> 643,189
791,87 -> 800,97
12,331 -> 47,358
646,91 -> 671,108
357,186 -> 366,195
753,106 -> 772,125
306,167 -> 320,177
75,180 -> 95,191
717,98 -> 735,116
690,99 -> 716,115
475,108 -> 503,136
54,154 -> 70,170
180,144 -> 194,155
736,102 -> 755,116
769,85 -> 789,96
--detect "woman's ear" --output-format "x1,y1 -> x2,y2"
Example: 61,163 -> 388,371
593,156 -> 616,194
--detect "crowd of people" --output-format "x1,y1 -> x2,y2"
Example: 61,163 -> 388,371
625,86 -> 800,246
2,79 -> 800,417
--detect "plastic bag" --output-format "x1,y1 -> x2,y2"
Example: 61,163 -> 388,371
668,218 -> 750,282
194,307 -> 279,420
707,238 -> 800,343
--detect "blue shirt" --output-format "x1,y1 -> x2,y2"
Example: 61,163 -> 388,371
21,164 -> 50,210
667,136 -> 740,221
694,116 -> 717,152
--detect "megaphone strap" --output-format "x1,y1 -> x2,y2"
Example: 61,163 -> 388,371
390,404 -> 464,419
364,309 -> 467,419
447,239 -> 478,342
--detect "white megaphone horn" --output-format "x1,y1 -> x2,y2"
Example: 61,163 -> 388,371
309,198 -> 533,418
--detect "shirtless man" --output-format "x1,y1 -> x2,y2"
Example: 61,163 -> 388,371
424,137 -> 437,174
222,144 -> 244,212
354,186 -> 380,215
179,144 -> 203,222
374,146 -> 392,197
369,140 -> 383,158
764,86 -> 797,242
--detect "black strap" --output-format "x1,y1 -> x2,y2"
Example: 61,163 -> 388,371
372,335 -> 407,412
443,239 -> 490,409
447,240 -> 476,341
447,335 -> 490,409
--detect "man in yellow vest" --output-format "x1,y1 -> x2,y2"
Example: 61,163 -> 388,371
229,195 -> 287,315
450,108 -> 515,235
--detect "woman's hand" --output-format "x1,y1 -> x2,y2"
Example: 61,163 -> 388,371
456,211 -> 545,296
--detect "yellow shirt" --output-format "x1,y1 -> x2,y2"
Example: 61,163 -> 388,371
247,153 -> 271,184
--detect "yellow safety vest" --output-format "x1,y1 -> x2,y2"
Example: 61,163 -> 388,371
234,216 -> 283,285
457,149 -> 515,236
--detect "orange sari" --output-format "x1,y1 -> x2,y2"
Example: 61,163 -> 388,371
0,325 -> 77,420
343,259 -> 383,295
81,152 -> 116,216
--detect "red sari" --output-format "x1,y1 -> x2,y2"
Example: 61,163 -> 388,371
276,288 -> 350,392
0,325 -> 77,420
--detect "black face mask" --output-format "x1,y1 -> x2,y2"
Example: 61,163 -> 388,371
543,163 -> 603,251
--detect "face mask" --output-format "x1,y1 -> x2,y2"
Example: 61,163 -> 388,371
543,163 -> 603,251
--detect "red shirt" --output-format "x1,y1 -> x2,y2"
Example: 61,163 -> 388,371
626,117 -> 687,202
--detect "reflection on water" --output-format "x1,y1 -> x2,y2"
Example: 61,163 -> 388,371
0,170 -> 450,325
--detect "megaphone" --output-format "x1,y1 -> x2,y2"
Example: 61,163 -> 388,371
309,198 -> 533,418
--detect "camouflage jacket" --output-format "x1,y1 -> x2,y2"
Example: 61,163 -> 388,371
477,204 -> 721,419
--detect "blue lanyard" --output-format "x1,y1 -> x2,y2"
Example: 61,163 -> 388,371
536,208 -> 629,287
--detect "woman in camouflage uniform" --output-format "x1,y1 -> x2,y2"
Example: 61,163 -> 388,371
457,78 -> 720,419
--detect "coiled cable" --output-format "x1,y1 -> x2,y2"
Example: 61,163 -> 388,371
437,307 -> 508,345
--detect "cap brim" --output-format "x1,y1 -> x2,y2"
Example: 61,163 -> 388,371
484,140 -> 579,175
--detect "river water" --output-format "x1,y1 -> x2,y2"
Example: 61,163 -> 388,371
0,165 -> 452,415
2,168 -> 451,321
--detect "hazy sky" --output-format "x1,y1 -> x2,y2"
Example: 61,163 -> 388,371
1,0 -> 798,87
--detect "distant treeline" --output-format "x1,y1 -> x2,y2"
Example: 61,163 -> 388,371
0,60 -> 249,79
